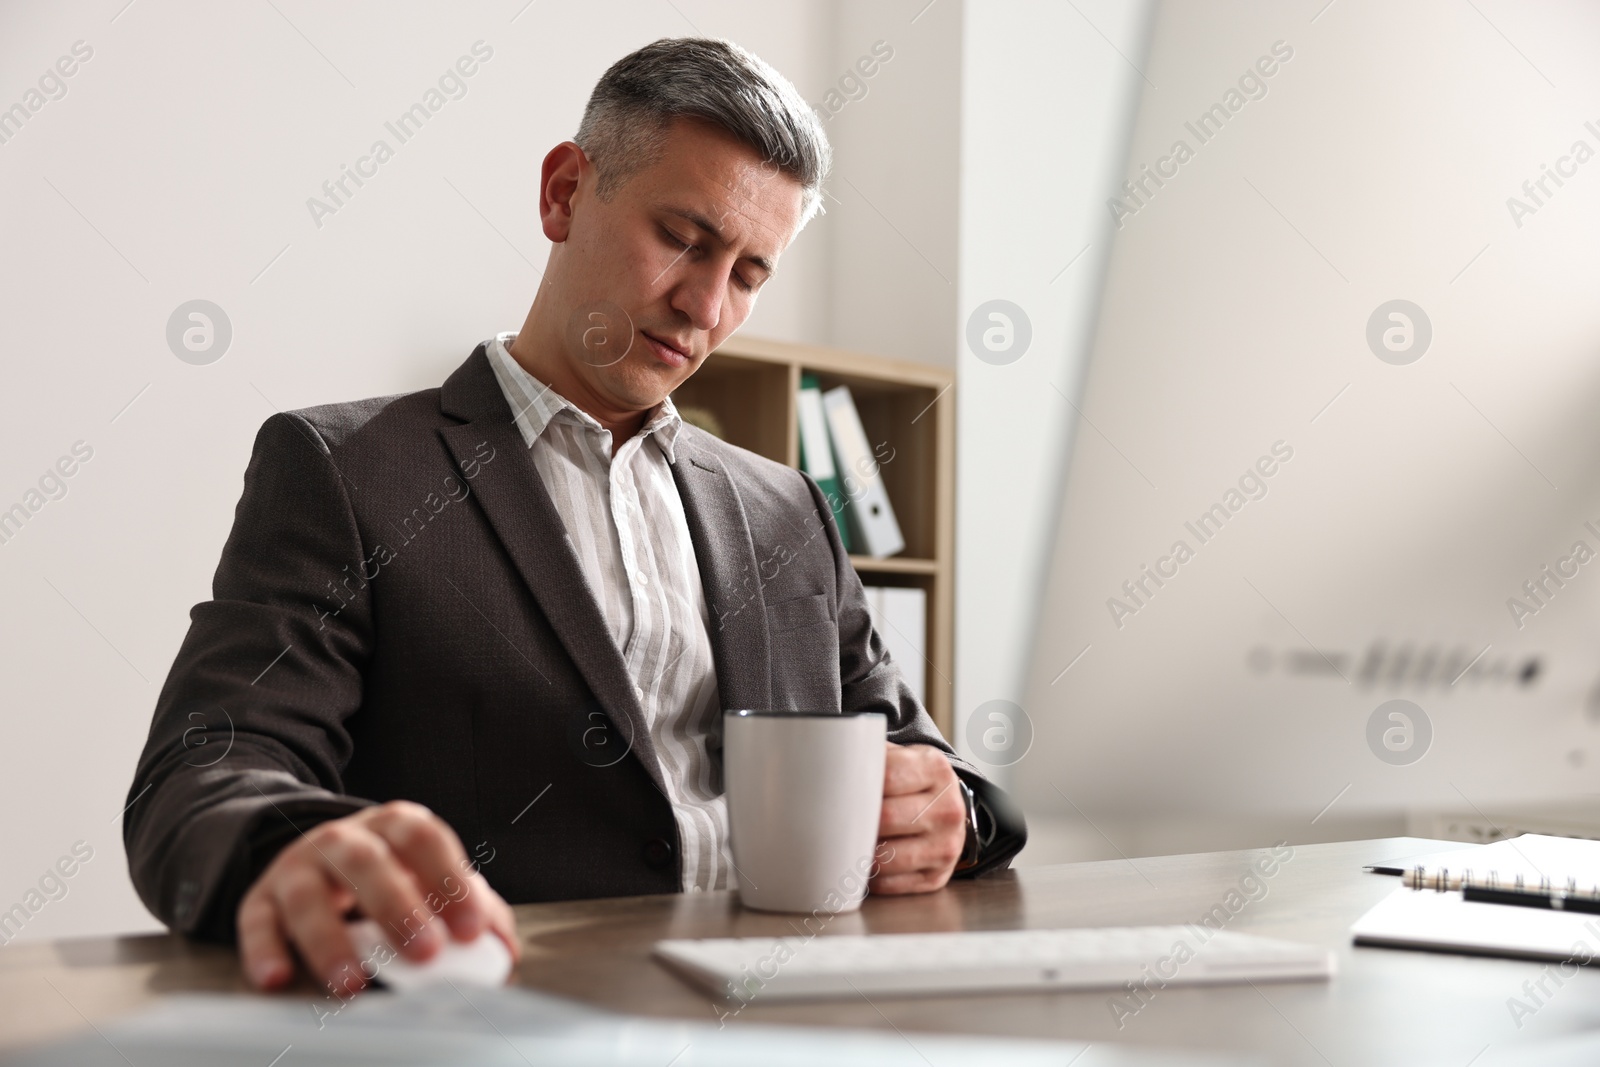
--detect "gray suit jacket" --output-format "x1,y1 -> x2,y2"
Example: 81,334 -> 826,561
124,345 -> 1025,940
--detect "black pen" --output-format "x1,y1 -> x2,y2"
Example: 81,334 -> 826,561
1462,884 -> 1600,915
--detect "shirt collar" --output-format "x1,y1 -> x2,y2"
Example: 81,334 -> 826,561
486,332 -> 683,463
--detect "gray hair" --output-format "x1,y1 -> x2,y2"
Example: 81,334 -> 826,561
575,37 -> 831,227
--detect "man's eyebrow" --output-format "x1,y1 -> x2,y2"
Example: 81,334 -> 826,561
659,206 -> 778,276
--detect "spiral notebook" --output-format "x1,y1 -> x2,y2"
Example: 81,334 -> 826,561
1353,834 -> 1600,962
1364,833 -> 1600,888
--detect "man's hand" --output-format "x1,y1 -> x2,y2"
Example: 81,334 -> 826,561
236,800 -> 520,994
870,743 -> 967,895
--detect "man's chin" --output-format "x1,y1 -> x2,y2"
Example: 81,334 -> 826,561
607,382 -> 674,416
621,363 -> 692,400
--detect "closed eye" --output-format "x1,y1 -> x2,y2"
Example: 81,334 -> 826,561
660,226 -> 758,293
661,226 -> 695,254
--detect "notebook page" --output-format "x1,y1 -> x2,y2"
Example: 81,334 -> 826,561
1368,834 -> 1600,886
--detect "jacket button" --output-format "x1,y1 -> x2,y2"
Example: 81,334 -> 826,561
642,838 -> 674,869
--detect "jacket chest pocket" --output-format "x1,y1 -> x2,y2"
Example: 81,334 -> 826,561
765,591 -> 833,634
764,593 -> 841,710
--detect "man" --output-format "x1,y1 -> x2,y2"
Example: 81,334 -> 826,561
125,36 -> 1025,995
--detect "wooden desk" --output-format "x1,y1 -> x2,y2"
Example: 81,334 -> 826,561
5,837 -> 1599,1064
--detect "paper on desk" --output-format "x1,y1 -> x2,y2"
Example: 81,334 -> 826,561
1351,886 -> 1600,962
1365,833 -> 1600,885
0,984 -> 1258,1067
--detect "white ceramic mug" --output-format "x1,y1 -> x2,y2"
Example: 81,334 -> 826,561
723,710 -> 888,914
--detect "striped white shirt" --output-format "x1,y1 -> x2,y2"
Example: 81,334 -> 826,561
485,333 -> 728,892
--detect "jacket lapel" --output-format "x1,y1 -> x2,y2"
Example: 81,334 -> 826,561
437,346 -> 664,794
671,432 -> 772,712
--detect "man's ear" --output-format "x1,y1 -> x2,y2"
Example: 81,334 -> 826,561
540,141 -> 588,244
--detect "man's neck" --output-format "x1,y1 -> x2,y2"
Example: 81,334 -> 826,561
504,332 -> 651,454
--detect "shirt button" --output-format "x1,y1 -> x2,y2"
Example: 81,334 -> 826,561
637,572 -> 650,587
635,685 -> 644,699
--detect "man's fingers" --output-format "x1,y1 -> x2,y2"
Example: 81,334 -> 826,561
881,743 -> 953,797
879,787 -> 963,839
317,821 -> 441,962
274,862 -> 365,994
868,835 -> 957,895
869,839 -> 920,877
881,742 -> 931,796
475,877 -> 521,964
236,889 -> 292,990
237,804 -> 508,994
366,801 -> 484,940
872,832 -> 960,878
875,745 -> 965,896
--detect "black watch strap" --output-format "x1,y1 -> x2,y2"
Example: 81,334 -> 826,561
953,777 -> 981,871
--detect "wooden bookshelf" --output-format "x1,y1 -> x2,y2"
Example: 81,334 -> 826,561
671,335 -> 956,737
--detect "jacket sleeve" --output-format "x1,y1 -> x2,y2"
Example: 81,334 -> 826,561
800,472 -> 1028,877
123,412 -> 378,942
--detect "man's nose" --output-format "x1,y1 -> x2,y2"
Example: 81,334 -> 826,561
671,266 -> 726,334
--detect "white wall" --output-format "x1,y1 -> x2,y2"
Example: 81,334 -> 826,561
0,0 -> 856,943
821,0 -> 962,367
952,0 -> 1155,787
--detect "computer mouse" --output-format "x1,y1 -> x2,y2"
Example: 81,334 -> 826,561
345,918 -> 514,991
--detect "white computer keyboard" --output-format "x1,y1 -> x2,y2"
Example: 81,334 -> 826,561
654,926 -> 1334,1000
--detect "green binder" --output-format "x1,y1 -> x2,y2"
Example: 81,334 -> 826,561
797,372 -> 854,552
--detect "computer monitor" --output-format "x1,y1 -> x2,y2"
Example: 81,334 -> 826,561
1013,1 -> 1600,836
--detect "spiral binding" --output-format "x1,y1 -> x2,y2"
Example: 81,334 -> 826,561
1401,866 -> 1600,900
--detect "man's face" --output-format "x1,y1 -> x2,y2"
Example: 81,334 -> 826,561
553,119 -> 805,412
